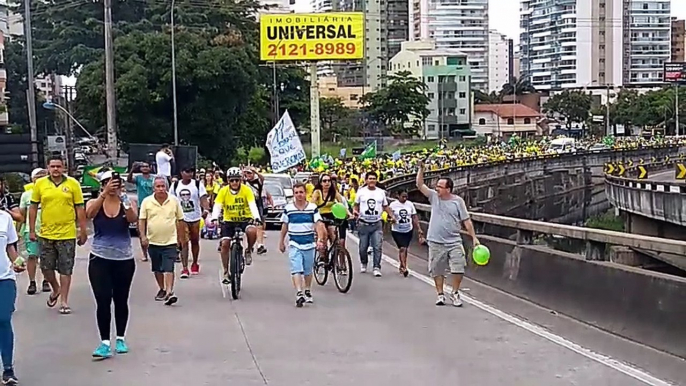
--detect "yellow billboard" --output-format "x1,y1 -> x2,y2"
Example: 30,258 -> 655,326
260,12 -> 364,61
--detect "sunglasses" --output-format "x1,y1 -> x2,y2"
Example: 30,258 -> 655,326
229,179 -> 241,183
322,179 -> 331,183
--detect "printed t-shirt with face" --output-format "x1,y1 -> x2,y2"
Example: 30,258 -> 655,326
354,186 -> 388,223
389,200 -> 416,233
169,180 -> 207,222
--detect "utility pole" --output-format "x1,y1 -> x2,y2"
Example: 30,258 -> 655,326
606,84 -> 611,136
272,61 -> 279,125
676,84 -> 680,137
24,0 -> 38,168
104,0 -> 117,161
64,85 -> 76,175
171,0 -> 179,145
309,62 -> 320,157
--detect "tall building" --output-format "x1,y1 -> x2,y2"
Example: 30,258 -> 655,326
520,0 -> 670,90
488,30 -> 513,93
0,30 -> 8,128
259,0 -> 293,14
409,0 -> 489,92
671,18 -> 685,62
389,40 -> 472,139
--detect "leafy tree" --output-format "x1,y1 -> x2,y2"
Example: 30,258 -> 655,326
359,71 -> 430,137
265,66 -> 310,128
543,90 -> 592,128
319,97 -> 349,141
500,76 -> 536,97
474,90 -> 501,104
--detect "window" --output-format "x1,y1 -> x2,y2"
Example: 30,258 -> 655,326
427,76 -> 434,82
428,124 -> 436,131
478,118 -> 486,125
459,108 -> 466,115
435,60 -> 440,66
446,56 -> 462,66
507,118 -> 514,125
459,76 -> 466,82
350,94 -> 359,100
524,118 -> 531,124
428,92 -> 434,99
459,92 -> 466,98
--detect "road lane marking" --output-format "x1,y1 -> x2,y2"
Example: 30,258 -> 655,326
347,234 -> 675,386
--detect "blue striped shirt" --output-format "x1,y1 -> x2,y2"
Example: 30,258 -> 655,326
280,202 -> 322,249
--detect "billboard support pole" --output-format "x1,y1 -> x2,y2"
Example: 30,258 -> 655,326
310,62 -> 321,158
676,84 -> 680,137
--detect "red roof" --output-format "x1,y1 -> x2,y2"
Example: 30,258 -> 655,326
474,104 -> 542,118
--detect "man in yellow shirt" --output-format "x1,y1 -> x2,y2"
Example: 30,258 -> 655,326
29,156 -> 87,315
139,176 -> 184,306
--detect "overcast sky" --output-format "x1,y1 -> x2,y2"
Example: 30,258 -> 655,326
295,0 -> 686,43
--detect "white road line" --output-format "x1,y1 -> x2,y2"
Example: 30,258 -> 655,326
218,268 -> 227,299
347,234 -> 675,386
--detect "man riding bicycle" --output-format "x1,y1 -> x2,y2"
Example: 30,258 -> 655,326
211,167 -> 262,284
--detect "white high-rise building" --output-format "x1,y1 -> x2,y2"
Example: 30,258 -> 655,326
519,0 -> 671,90
488,30 -> 511,93
259,0 -> 293,14
409,0 -> 489,92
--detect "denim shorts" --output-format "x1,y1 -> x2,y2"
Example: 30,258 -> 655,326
288,246 -> 315,276
149,244 -> 178,273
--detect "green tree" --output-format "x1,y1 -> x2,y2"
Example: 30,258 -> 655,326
474,90 -> 501,104
500,76 -> 537,97
543,90 -> 592,128
359,71 -> 430,137
319,97 -> 350,141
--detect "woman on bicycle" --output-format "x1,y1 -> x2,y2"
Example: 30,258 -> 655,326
310,174 -> 351,250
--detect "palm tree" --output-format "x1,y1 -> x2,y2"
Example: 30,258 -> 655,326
499,77 -> 537,98
474,90 -> 502,104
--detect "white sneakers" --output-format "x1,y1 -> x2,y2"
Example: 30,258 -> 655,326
436,292 -> 463,307
372,268 -> 382,277
360,264 -> 382,277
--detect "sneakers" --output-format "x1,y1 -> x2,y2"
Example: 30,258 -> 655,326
304,290 -> 313,303
360,264 -> 367,273
42,280 -> 51,292
373,268 -> 382,277
115,338 -> 129,354
435,293 -> 446,306
295,291 -> 305,308
222,273 -> 231,285
245,250 -> 253,266
180,268 -> 190,279
164,292 -> 178,306
257,245 -> 267,255
190,263 -> 200,275
27,281 -> 37,295
452,291 -> 463,307
2,368 -> 18,385
92,342 -> 112,359
154,289 -> 167,301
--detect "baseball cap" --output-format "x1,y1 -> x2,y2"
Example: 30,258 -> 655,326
31,168 -> 46,179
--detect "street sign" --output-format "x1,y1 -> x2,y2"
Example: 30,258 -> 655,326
260,13 -> 364,61
675,163 -> 686,180
663,62 -> 686,84
605,163 -> 615,174
637,165 -> 648,179
627,159 -> 634,168
617,164 -> 626,176
47,135 -> 66,152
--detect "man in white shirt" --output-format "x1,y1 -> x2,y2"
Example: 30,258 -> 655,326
353,173 -> 396,277
155,144 -> 174,182
170,167 -> 209,278
0,210 -> 25,385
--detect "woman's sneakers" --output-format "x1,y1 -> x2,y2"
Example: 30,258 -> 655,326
93,338 -> 128,359
2,368 -> 19,385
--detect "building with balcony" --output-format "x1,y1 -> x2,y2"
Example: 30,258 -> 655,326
389,40 -> 472,139
473,104 -> 542,138
317,75 -> 364,108
625,0 -> 671,85
409,0 -> 489,92
671,18 -> 685,62
488,30 -> 513,93
0,29 -> 7,128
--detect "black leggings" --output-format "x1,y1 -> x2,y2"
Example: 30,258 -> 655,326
88,255 -> 136,340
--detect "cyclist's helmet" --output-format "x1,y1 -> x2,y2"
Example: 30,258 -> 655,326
226,167 -> 242,179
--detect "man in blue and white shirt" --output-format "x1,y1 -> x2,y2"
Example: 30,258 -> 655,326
278,183 -> 325,308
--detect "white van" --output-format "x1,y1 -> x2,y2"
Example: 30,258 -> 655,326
550,137 -> 576,153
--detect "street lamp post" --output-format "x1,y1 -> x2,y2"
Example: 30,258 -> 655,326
42,102 -> 96,139
171,0 -> 179,146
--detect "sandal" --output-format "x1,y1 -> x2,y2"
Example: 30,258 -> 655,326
59,306 -> 72,315
47,293 -> 59,308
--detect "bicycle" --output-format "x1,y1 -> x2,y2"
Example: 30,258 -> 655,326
314,218 -> 353,293
227,225 -> 246,300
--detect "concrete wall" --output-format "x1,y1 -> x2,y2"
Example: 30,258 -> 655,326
606,178 -> 686,228
387,222 -> 686,359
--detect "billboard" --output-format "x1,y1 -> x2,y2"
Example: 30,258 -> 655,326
260,12 -> 364,61
663,62 -> 686,84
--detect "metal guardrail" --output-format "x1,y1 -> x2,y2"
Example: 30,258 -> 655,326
413,202 -> 686,256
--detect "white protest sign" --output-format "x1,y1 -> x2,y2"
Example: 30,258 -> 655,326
265,110 -> 306,173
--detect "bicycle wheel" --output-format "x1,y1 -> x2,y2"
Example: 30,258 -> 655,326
230,242 -> 242,299
314,248 -> 328,286
333,247 -> 353,293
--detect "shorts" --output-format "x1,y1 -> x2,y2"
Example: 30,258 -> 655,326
23,234 -> 39,257
39,237 -> 76,275
221,221 -> 250,240
288,246 -> 315,275
427,241 -> 466,277
180,220 -> 201,243
149,244 -> 178,273
321,213 -> 347,240
391,231 -> 413,249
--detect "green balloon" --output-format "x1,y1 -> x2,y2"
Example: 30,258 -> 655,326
472,245 -> 490,266
331,203 -> 347,220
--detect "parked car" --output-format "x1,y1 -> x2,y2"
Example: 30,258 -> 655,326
263,173 -> 293,199
263,182 -> 288,227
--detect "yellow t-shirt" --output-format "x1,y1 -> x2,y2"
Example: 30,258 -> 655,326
313,190 -> 336,214
139,195 -> 184,246
31,176 -> 84,240
215,184 -> 256,222
305,183 -> 315,202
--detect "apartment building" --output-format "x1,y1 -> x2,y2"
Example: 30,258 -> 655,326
409,0 -> 489,92
671,18 -> 685,62
488,30 -> 513,93
318,75 -> 364,108
520,0 -> 671,90
389,40 -> 472,139
0,30 -> 7,128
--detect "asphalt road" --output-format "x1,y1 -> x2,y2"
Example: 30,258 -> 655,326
11,233 -> 685,386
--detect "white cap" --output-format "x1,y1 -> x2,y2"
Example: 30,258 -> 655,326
98,170 -> 114,182
31,168 -> 46,179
